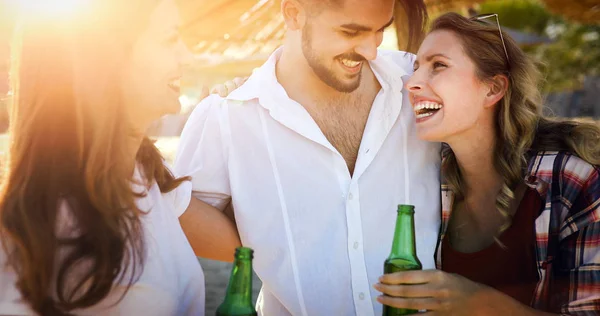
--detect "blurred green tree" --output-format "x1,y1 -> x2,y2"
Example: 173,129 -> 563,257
480,0 -> 600,92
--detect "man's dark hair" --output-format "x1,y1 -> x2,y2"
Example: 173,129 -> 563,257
299,0 -> 428,52
396,0 -> 428,52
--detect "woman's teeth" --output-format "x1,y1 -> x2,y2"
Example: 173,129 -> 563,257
341,59 -> 361,67
414,101 -> 443,111
413,101 -> 443,119
416,112 -> 435,119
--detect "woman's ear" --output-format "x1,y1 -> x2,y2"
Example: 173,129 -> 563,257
483,74 -> 509,108
281,0 -> 306,31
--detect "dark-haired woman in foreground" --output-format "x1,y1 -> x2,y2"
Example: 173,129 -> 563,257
0,0 -> 241,314
375,12 -> 600,315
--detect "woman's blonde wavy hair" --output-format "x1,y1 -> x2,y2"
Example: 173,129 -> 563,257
432,13 -> 600,234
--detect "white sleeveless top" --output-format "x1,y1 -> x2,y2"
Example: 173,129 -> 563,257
0,167 -> 204,315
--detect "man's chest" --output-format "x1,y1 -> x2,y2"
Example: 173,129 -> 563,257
316,112 -> 367,162
306,97 -> 375,175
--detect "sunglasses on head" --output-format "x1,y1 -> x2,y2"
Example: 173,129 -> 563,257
469,13 -> 510,71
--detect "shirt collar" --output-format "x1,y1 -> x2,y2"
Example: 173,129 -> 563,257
524,153 -> 552,198
224,47 -> 414,160
225,47 -> 411,103
224,47 -> 282,103
368,50 -> 410,91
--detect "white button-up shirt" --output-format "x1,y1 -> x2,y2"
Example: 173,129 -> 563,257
175,47 -> 441,316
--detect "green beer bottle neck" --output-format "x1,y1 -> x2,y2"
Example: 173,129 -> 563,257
223,259 -> 253,304
218,247 -> 256,315
388,205 -> 418,260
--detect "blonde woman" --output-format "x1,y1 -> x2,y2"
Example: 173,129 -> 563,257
375,12 -> 600,315
0,0 -> 240,314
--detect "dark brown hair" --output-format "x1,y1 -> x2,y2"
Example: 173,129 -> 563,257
0,0 -> 188,314
396,0 -> 428,52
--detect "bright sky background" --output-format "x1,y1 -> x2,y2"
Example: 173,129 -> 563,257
4,0 -> 89,16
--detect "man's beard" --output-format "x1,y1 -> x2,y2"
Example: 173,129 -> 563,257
301,23 -> 364,93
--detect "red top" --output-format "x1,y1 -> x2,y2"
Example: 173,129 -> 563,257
441,188 -> 541,306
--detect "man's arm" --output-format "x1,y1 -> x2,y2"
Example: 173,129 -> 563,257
179,197 -> 240,262
174,94 -> 239,262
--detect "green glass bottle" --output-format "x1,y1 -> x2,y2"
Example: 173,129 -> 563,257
216,247 -> 257,316
382,205 -> 422,316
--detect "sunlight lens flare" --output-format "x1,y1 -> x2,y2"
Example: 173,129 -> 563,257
9,0 -> 90,17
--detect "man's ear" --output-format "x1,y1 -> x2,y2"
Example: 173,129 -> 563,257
483,74 -> 509,108
281,0 -> 306,31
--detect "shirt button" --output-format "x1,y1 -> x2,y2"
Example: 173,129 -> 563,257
348,193 -> 354,200
353,242 -> 359,249
359,292 -> 365,300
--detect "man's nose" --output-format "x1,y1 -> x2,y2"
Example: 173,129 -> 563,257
354,35 -> 380,61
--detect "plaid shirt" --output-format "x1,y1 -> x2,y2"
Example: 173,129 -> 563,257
435,151 -> 600,315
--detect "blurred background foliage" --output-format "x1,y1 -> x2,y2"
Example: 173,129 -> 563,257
478,0 -> 599,92
0,0 -> 598,136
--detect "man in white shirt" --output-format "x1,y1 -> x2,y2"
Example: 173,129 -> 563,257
175,0 -> 441,315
